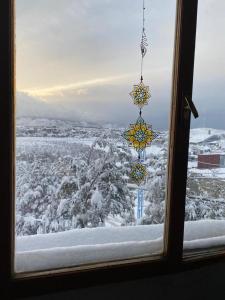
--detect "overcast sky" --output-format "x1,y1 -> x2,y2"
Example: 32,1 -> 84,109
16,0 -> 225,129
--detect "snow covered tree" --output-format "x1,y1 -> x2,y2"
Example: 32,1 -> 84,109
16,130 -> 135,234
185,174 -> 225,221
140,155 -> 166,225
70,135 -> 135,228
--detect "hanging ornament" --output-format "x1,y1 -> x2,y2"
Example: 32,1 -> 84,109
123,0 -> 155,195
130,82 -> 151,108
123,115 -> 157,152
130,162 -> 148,185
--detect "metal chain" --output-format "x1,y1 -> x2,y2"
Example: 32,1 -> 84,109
140,0 -> 148,81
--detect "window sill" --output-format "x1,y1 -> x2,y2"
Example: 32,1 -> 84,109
15,220 -> 225,274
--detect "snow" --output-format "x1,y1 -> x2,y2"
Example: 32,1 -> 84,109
115,162 -> 122,167
184,219 -> 225,240
188,161 -> 198,169
15,220 -> 225,273
189,167 -> 225,179
105,215 -> 124,227
16,239 -> 162,273
184,220 -> 225,250
90,190 -> 103,209
17,136 -> 96,147
145,145 -> 162,156
16,224 -> 163,252
57,199 -> 69,215
130,144 -> 162,158
189,128 -> 225,144
16,117 -> 101,129
15,224 -> 163,273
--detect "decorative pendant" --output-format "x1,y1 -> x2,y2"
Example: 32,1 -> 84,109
130,162 -> 148,185
123,116 -> 157,152
130,81 -> 151,108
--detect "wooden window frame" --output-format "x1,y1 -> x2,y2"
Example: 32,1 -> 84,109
1,0 -> 225,298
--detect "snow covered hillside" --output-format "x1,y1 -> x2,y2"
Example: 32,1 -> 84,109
16,118 -> 168,235
189,128 -> 225,144
15,118 -> 225,237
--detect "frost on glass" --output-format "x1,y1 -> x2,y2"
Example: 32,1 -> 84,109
183,0 -> 225,253
15,0 -> 176,272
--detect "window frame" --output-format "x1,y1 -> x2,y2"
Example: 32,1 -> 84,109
1,0 -> 225,298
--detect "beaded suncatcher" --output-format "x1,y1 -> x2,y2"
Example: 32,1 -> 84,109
123,0 -> 157,219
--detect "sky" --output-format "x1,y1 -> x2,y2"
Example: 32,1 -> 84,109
16,0 -> 225,130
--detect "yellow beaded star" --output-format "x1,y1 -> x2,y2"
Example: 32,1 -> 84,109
130,82 -> 151,108
130,162 -> 147,185
123,116 -> 157,152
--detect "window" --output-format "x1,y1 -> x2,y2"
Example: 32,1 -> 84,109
184,0 -> 225,255
15,0 -> 176,274
1,0 -> 225,298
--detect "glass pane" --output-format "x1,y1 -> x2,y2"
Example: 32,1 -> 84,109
15,0 -> 176,273
184,0 -> 225,254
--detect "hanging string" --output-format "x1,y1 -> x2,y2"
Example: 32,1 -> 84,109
140,0 -> 148,82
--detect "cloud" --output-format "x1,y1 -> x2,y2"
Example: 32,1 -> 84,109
16,77 -> 171,130
20,73 -> 136,98
16,0 -> 225,130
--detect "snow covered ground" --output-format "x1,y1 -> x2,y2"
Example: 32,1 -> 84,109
15,220 -> 225,273
189,128 -> 225,144
17,136 -> 96,148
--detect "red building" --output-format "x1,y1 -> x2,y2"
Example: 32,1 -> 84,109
198,154 -> 225,169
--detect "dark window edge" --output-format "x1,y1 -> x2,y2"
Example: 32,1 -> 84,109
6,253 -> 225,299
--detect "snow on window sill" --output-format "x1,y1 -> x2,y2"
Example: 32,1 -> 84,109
15,220 -> 225,273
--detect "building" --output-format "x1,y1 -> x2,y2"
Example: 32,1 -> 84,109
198,154 -> 225,169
